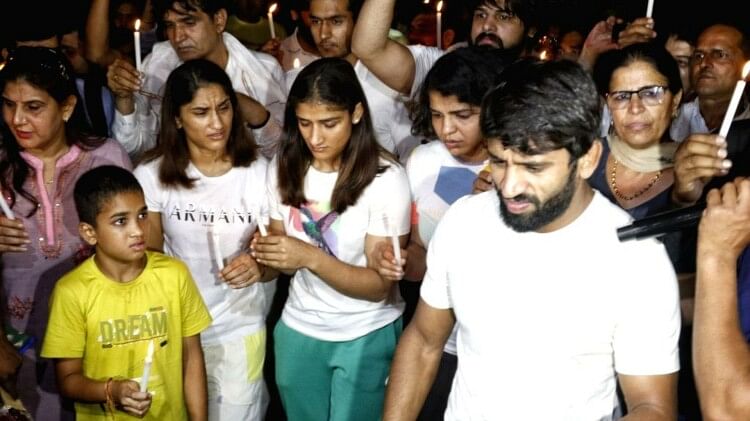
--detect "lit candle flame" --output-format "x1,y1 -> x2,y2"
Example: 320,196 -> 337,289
423,0 -> 429,3
436,1 -> 443,12
268,3 -> 277,14
135,18 -> 141,32
540,50 -> 547,60
743,61 -> 750,79
293,58 -> 301,69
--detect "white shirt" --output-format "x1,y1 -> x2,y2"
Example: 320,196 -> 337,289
670,97 -> 750,141
279,29 -> 319,72
422,191 -> 681,420
113,33 -> 286,160
134,157 -> 271,345
267,157 -> 411,341
406,44 -> 444,97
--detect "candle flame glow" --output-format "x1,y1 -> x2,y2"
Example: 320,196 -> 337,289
293,58 -> 301,69
269,3 -> 277,14
436,1 -> 443,12
743,61 -> 750,79
540,50 -> 547,60
135,19 -> 141,31
423,0 -> 429,3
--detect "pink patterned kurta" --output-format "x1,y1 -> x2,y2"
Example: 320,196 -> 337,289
1,138 -> 131,420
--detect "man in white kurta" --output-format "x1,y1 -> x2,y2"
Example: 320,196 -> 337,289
108,1 -> 286,159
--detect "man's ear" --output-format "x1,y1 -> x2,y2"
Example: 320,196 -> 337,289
79,222 -> 98,246
577,139 -> 603,180
213,8 -> 228,33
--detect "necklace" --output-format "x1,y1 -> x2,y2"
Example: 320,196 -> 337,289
610,159 -> 663,201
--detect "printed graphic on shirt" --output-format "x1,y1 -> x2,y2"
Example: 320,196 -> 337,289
99,307 -> 168,348
289,201 -> 340,257
434,166 -> 479,205
167,203 -> 259,226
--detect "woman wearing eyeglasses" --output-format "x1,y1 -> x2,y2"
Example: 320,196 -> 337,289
591,42 -> 684,218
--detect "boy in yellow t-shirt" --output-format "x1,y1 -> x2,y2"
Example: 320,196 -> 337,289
41,166 -> 212,420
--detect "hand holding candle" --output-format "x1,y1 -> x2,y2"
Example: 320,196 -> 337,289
140,340 -> 154,392
718,61 -> 750,138
0,194 -> 14,220
267,3 -> 278,39
134,19 -> 143,72
436,1 -> 443,50
382,214 -> 402,269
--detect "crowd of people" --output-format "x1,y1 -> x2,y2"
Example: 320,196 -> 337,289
1,0 -> 750,420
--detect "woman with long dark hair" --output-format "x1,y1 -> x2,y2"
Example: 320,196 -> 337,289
253,58 -> 411,421
0,46 -> 131,420
133,59 -> 274,420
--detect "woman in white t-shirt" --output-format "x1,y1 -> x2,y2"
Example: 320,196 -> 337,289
133,59 -> 275,421
253,58 -> 411,421
379,46 -> 511,420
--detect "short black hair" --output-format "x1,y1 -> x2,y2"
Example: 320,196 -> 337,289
481,58 -> 600,160
153,0 -> 229,21
412,46 -> 513,138
74,166 -> 144,226
467,0 -> 536,29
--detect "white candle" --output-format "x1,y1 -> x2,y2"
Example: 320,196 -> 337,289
0,194 -> 14,220
718,61 -> 750,138
210,227 -> 224,270
268,3 -> 278,39
256,207 -> 268,237
134,19 -> 142,72
436,1 -> 443,50
140,340 -> 154,392
646,0 -> 654,18
382,214 -> 402,268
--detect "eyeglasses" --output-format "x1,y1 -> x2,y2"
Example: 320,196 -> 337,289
690,49 -> 734,64
606,85 -> 669,109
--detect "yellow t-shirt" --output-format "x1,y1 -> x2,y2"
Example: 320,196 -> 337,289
41,251 -> 212,420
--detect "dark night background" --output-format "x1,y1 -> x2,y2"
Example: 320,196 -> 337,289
1,0 -> 748,48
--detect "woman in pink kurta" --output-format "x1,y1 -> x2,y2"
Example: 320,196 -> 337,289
0,47 -> 131,420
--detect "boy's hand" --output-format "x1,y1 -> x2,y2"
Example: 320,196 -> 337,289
220,252 -> 264,289
113,379 -> 152,418
0,216 -> 30,253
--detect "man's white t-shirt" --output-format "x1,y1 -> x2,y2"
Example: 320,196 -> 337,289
267,157 -> 411,341
421,191 -> 681,420
134,157 -> 271,346
406,45 -> 444,97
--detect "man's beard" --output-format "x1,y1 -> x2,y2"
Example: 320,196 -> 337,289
497,166 -> 577,232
